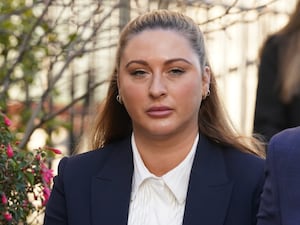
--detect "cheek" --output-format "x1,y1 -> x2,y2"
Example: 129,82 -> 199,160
120,82 -> 145,111
179,84 -> 203,118
179,79 -> 203,105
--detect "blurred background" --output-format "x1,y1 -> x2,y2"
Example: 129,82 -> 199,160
1,0 -> 297,163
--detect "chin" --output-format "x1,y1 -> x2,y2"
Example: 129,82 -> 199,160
146,126 -> 178,137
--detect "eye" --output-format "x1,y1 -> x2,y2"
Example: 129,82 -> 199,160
130,69 -> 147,76
168,68 -> 185,76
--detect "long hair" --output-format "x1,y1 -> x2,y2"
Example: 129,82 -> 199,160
275,0 -> 300,102
90,10 -> 265,157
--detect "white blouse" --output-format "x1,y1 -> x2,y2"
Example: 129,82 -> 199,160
127,133 -> 199,225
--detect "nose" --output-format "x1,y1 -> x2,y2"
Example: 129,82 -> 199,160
149,74 -> 167,98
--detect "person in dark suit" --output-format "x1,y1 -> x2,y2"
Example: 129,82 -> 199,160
253,0 -> 300,141
44,10 -> 265,225
257,126 -> 300,225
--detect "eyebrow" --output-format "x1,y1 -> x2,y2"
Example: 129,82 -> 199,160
125,58 -> 193,68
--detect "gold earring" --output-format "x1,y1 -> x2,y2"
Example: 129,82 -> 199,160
116,95 -> 122,104
206,90 -> 210,97
203,90 -> 210,100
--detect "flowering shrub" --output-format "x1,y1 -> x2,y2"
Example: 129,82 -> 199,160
0,114 -> 61,224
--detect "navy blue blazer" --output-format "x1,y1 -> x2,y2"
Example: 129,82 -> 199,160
44,134 -> 264,225
257,127 -> 300,225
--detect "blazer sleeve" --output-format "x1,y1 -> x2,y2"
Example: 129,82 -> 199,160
44,157 -> 69,225
256,140 -> 281,225
257,127 -> 300,225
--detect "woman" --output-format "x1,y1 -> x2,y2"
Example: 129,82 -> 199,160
257,126 -> 300,225
253,0 -> 300,141
44,10 -> 265,225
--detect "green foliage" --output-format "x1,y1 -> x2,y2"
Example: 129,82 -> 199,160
0,114 -> 61,224
0,0 -> 108,152
0,0 -> 49,107
0,0 -> 72,149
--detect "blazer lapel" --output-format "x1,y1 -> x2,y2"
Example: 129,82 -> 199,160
91,138 -> 133,225
183,135 -> 233,225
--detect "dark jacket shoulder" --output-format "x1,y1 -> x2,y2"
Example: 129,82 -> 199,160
58,137 -> 132,183
200,136 -> 264,181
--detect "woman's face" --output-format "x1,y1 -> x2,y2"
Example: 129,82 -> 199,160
118,29 -> 210,139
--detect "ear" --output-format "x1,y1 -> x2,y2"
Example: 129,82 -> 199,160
202,66 -> 211,97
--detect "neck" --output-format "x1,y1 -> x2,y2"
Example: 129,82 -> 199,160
133,130 -> 198,176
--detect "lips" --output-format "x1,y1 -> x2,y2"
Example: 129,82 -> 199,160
146,106 -> 173,117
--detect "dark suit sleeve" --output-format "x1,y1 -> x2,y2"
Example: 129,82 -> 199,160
253,36 -> 287,141
257,136 -> 281,225
44,157 -> 69,225
252,167 -> 265,225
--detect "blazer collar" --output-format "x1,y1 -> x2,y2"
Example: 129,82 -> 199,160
183,134 -> 233,225
91,137 -> 133,225
90,135 -> 233,225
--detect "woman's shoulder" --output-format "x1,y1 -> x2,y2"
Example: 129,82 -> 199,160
202,135 -> 264,178
225,146 -> 264,165
58,137 -> 131,174
203,135 -> 264,168
222,146 -> 265,180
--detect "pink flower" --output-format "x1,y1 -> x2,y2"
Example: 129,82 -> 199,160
1,193 -> 7,204
6,144 -> 14,158
3,116 -> 12,127
44,146 -> 62,155
22,200 -> 29,208
3,212 -> 12,221
40,162 -> 54,184
42,187 -> 51,206
36,153 -> 41,161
